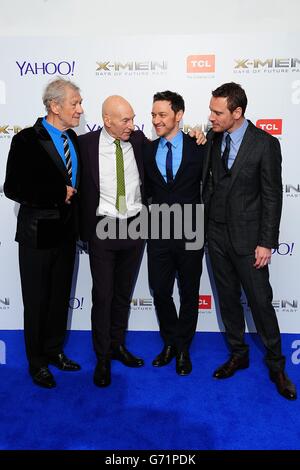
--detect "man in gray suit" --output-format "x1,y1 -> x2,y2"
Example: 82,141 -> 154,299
202,82 -> 296,400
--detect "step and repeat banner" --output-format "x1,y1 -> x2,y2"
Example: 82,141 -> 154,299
0,34 -> 299,333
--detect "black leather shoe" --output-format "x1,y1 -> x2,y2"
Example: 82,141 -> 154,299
152,345 -> 176,367
213,355 -> 249,379
31,366 -> 56,389
48,353 -> 81,371
270,370 -> 297,400
176,351 -> 192,376
111,344 -> 144,367
94,359 -> 111,387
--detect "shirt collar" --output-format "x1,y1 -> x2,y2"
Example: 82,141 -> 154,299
42,117 -> 66,137
160,130 -> 183,149
224,118 -> 248,144
102,126 -> 123,145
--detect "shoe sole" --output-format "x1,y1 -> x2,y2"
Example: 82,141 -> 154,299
48,362 -> 81,371
93,379 -> 111,387
176,369 -> 192,376
152,359 -> 175,367
32,379 -> 56,389
111,358 -> 144,367
269,374 -> 297,400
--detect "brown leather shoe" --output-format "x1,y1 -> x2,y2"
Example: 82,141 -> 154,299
213,355 -> 249,379
269,370 -> 297,400
152,345 -> 176,367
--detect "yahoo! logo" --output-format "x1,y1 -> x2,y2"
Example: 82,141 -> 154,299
69,297 -> 84,310
16,61 -> 76,77
272,242 -> 295,256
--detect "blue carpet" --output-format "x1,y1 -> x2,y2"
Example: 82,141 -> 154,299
0,330 -> 300,450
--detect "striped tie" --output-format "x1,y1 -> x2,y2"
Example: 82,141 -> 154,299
62,134 -> 72,181
114,139 -> 127,214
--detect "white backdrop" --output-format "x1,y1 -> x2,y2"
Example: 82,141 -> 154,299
0,3 -> 299,333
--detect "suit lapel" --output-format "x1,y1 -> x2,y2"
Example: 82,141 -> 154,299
203,132 -> 221,191
203,131 -> 217,181
87,129 -> 101,192
172,132 -> 193,185
150,139 -> 167,187
129,133 -> 144,183
34,119 -> 70,183
67,129 -> 80,189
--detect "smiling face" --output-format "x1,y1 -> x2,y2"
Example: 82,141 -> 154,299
209,96 -> 242,133
151,100 -> 183,140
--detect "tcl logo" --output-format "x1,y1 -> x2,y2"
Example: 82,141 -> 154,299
256,119 -> 282,135
198,295 -> 212,309
187,55 -> 215,73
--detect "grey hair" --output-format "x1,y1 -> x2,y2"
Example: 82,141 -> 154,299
42,77 -> 80,112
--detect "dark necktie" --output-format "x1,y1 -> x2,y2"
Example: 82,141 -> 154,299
61,134 -> 72,181
114,139 -> 127,214
166,141 -> 173,183
222,133 -> 231,171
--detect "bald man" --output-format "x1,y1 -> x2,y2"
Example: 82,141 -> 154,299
78,96 -> 147,387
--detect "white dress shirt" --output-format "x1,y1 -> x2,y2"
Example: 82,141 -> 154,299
97,127 -> 142,219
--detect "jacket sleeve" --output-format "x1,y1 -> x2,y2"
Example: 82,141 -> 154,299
258,135 -> 282,249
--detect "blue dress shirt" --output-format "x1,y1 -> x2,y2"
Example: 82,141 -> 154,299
156,131 -> 183,182
222,118 -> 249,169
42,117 -> 77,187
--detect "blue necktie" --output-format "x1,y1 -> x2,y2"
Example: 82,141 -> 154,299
166,141 -> 173,183
222,134 -> 231,171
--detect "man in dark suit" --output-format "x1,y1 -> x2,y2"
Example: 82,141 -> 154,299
78,95 -> 147,388
4,78 -> 83,388
202,82 -> 296,400
144,91 -> 205,376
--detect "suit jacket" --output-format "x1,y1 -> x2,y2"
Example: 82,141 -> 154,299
143,132 -> 205,241
202,120 -> 282,255
144,132 -> 204,206
4,118 -> 80,249
78,128 -> 147,242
